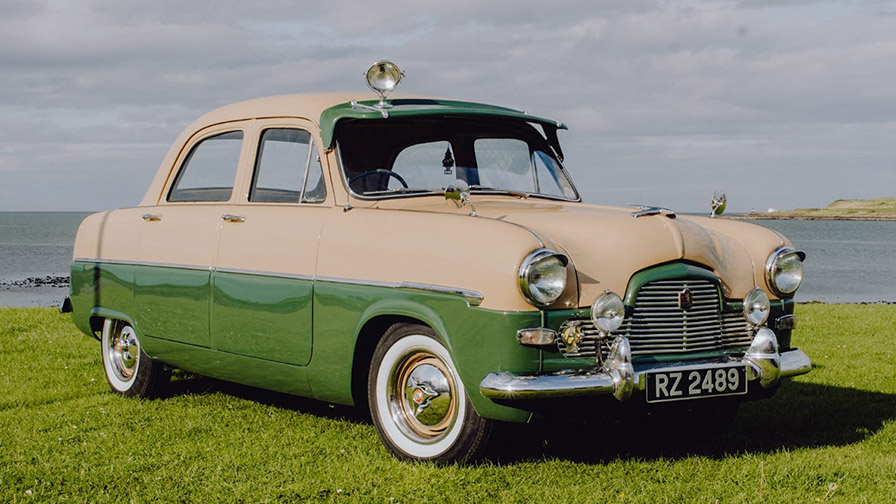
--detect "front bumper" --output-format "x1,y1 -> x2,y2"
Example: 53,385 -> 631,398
480,327 -> 811,401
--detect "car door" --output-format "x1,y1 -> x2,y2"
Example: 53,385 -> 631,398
135,127 -> 248,347
211,122 -> 329,365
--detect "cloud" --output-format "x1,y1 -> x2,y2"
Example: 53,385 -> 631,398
0,0 -> 894,211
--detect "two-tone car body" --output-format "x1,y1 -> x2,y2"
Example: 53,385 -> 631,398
68,62 -> 811,462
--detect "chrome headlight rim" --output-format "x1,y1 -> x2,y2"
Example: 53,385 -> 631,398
765,246 -> 806,298
518,248 -> 569,308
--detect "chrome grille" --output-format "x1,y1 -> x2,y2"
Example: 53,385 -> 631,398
558,279 -> 753,359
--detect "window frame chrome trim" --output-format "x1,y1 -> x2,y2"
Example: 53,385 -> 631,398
250,128 -> 327,205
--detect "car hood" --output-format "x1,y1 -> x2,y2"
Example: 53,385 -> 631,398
372,196 -> 788,305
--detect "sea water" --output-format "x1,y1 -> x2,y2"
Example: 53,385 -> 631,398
751,219 -> 896,303
0,212 -> 894,306
0,212 -> 90,307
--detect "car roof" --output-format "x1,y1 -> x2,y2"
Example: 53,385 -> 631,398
186,93 -> 567,149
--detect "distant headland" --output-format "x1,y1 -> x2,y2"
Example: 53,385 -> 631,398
727,197 -> 896,221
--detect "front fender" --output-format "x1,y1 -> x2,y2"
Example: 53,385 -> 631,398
307,279 -> 540,422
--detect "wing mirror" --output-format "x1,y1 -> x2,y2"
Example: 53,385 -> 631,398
710,190 -> 727,218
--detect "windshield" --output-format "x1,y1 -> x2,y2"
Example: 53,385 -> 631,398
335,116 -> 579,200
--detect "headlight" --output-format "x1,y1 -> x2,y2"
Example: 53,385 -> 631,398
766,246 -> 806,297
743,287 -> 770,327
591,291 -> 625,335
518,249 -> 568,307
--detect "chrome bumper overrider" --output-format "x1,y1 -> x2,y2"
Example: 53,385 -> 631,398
479,328 -> 812,401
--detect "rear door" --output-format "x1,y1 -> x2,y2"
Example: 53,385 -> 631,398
135,126 -> 248,347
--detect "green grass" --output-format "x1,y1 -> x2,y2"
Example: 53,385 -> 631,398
2,305 -> 895,502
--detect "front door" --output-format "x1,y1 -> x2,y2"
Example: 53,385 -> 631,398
211,125 -> 329,366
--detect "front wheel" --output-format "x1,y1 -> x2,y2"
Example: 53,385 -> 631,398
367,323 -> 492,463
101,319 -> 169,397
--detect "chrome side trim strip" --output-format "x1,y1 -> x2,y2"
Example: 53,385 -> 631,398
316,276 -> 484,306
74,259 -> 483,306
215,268 -> 314,282
74,258 -> 210,272
315,276 -> 396,289
74,258 -> 136,266
399,282 -> 484,306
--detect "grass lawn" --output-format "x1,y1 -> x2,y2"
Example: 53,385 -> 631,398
1,305 -> 895,502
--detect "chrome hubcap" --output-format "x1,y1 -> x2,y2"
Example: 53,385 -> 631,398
388,352 -> 458,442
108,325 -> 139,382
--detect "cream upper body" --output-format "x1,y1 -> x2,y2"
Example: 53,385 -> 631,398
73,93 -> 790,312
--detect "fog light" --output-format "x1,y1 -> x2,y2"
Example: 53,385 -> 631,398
743,287 -> 770,327
517,328 -> 557,347
591,291 -> 625,335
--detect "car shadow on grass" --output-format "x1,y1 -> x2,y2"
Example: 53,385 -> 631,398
490,380 -> 896,464
164,371 -> 369,423
159,374 -> 895,465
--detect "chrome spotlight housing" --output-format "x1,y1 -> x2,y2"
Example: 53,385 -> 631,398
365,60 -> 403,108
743,287 -> 771,327
591,291 -> 625,336
766,246 -> 806,297
518,249 -> 568,308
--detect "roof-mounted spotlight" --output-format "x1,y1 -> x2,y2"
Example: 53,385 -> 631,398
365,60 -> 403,109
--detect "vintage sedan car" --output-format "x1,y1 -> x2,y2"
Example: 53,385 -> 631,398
67,62 -> 811,462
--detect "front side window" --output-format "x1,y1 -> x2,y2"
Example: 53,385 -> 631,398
336,116 -> 578,200
168,131 -> 243,202
250,128 -> 326,203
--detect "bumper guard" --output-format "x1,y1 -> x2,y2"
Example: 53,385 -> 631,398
480,327 -> 811,401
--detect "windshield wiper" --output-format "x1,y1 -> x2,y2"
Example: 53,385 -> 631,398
467,185 -> 530,199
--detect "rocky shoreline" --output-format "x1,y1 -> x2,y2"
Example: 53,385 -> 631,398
0,275 -> 70,288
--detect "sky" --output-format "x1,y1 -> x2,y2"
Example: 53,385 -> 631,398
1,0 -> 894,213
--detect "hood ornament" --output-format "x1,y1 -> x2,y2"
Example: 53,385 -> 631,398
631,205 -> 676,218
710,190 -> 727,218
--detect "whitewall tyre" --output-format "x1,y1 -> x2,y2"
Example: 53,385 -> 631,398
368,323 -> 492,463
101,319 -> 169,398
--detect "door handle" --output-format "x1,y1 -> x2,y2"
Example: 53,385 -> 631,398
142,214 -> 162,222
222,214 -> 246,223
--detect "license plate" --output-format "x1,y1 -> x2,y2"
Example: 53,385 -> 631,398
645,365 -> 747,403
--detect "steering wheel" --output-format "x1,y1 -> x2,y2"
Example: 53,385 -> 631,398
348,169 -> 409,191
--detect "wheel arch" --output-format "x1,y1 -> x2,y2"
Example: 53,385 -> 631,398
349,300 -> 454,410
88,307 -> 138,341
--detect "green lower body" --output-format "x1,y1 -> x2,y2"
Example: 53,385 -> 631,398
70,261 -> 541,422
70,260 -> 795,424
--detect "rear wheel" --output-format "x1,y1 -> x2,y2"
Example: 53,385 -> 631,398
101,319 -> 169,397
367,323 -> 492,463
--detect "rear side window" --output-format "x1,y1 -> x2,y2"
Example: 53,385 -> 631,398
250,128 -> 326,203
168,131 -> 243,202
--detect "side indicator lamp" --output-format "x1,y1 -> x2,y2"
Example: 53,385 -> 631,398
517,328 -> 557,347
